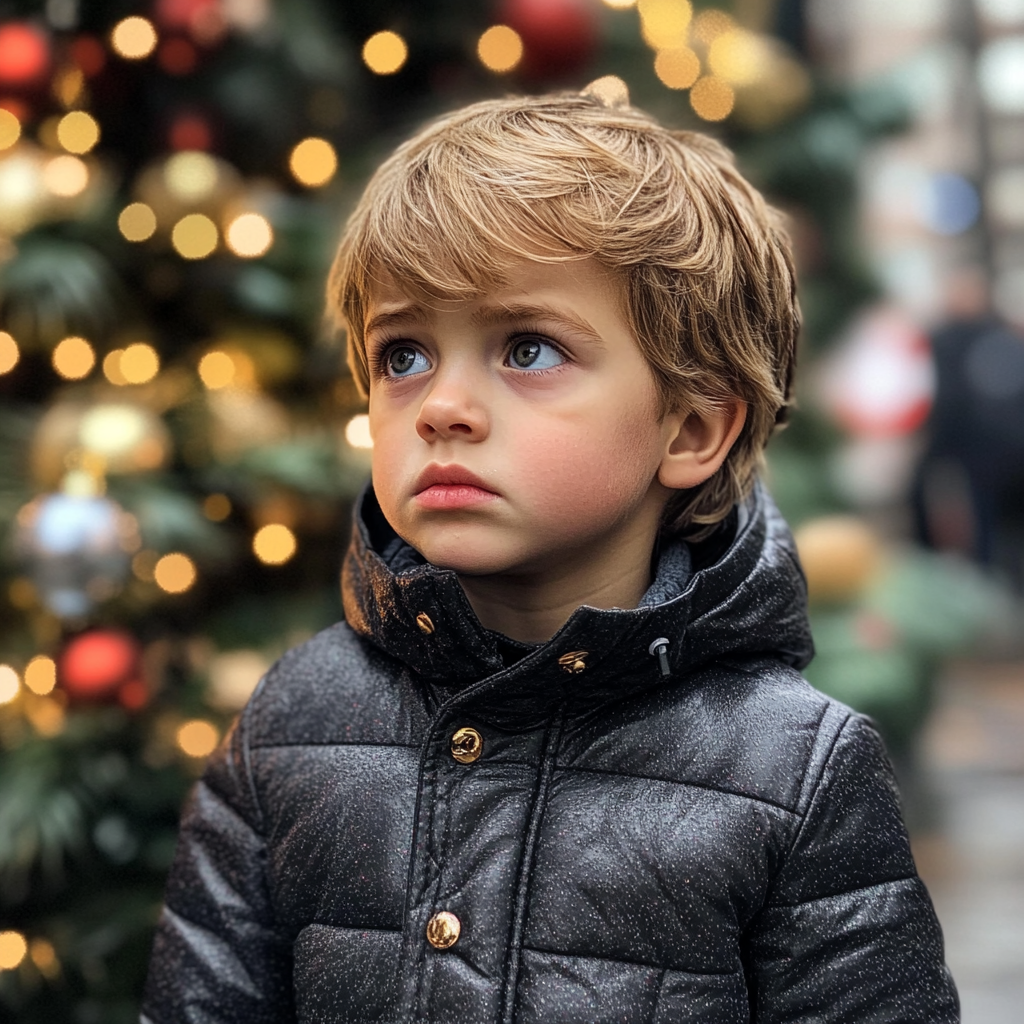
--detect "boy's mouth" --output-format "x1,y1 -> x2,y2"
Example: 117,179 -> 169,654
413,464 -> 500,510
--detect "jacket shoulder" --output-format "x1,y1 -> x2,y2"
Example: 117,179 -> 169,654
561,658 -> 860,815
244,620 -> 431,749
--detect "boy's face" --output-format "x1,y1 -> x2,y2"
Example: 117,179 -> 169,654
364,258 -> 679,579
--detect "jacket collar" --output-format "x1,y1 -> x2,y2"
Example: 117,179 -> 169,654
341,482 -> 813,723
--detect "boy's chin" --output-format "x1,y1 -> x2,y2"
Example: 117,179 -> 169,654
413,536 -> 532,578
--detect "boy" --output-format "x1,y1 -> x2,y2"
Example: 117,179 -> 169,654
142,87 -> 958,1023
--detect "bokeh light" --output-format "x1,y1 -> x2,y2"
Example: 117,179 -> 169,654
345,413 -> 373,449
171,213 -> 218,259
0,665 -> 19,705
52,336 -> 95,380
0,332 -> 19,374
24,655 -> 56,696
154,553 -> 197,593
120,343 -> 160,384
638,0 -> 692,50
253,523 -> 297,565
692,8 -> 734,44
131,550 -> 158,582
362,31 -> 408,75
0,930 -> 27,970
165,151 -> 218,201
477,26 -> 523,73
43,154 -> 89,197
655,47 -> 701,89
111,17 -> 158,60
203,493 -> 232,521
288,137 -> 337,188
225,212 -> 273,257
0,109 -> 21,150
56,111 -> 100,154
707,30 -> 769,86
29,938 -> 57,978
198,350 -> 236,389
689,75 -> 735,121
602,0 -> 637,7
118,202 -> 157,242
176,719 -> 219,757
103,349 -> 128,385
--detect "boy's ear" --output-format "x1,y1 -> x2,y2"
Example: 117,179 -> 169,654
657,400 -> 747,491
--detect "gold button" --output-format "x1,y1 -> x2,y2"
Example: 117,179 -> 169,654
416,612 -> 435,634
558,650 -> 588,674
450,726 -> 483,764
426,910 -> 460,949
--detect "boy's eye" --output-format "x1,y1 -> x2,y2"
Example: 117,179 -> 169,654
508,337 -> 564,370
386,346 -> 430,377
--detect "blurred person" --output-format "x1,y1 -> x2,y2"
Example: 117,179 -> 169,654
141,88 -> 957,1022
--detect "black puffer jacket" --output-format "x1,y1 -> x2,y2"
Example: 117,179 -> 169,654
142,484 -> 958,1023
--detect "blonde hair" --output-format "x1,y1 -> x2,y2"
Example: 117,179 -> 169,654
328,90 -> 799,539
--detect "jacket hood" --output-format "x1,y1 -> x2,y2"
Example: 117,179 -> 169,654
341,481 -> 813,717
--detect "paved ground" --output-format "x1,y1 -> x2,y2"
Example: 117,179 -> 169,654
913,660 -> 1024,1023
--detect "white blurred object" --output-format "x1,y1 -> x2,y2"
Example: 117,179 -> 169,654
207,649 -> 270,710
833,434 -> 924,506
976,0 -> 1024,26
978,36 -> 1024,114
819,306 -> 936,437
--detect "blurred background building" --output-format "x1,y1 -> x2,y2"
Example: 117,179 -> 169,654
0,0 -> 1020,1021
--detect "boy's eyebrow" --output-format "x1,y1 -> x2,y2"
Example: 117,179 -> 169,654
472,302 -> 605,344
363,304 -> 430,337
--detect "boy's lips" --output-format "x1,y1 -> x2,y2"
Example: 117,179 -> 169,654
413,464 -> 500,510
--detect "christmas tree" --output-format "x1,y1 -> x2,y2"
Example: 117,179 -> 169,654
0,1 -> 996,1019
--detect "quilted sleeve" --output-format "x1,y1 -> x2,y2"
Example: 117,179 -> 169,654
745,713 -> 959,1023
140,698 -> 294,1024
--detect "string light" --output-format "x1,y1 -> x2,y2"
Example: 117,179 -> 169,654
362,31 -> 408,75
345,414 -> 373,449
198,350 -> 236,389
477,26 -> 523,73
0,331 -> 19,374
288,137 -> 337,188
0,108 -> 20,150
0,665 -> 19,705
0,931 -> 27,970
119,343 -> 160,384
24,655 -> 56,696
690,75 -> 734,121
154,553 -> 197,593
203,493 -> 232,521
56,111 -> 100,154
253,523 -> 297,565
52,336 -> 95,379
118,202 -> 157,242
176,719 -> 219,757
654,47 -> 700,89
225,212 -> 273,257
637,0 -> 692,51
171,213 -> 218,259
43,154 -> 88,196
111,17 -> 158,60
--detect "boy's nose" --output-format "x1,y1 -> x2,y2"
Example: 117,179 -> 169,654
415,380 -> 489,442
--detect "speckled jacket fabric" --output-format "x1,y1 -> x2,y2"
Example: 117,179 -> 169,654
142,483 -> 958,1024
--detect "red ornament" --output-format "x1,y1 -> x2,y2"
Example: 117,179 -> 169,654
497,0 -> 599,81
0,22 -> 51,86
59,630 -> 140,702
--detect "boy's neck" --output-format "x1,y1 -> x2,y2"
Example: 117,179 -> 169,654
456,543 -> 655,644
